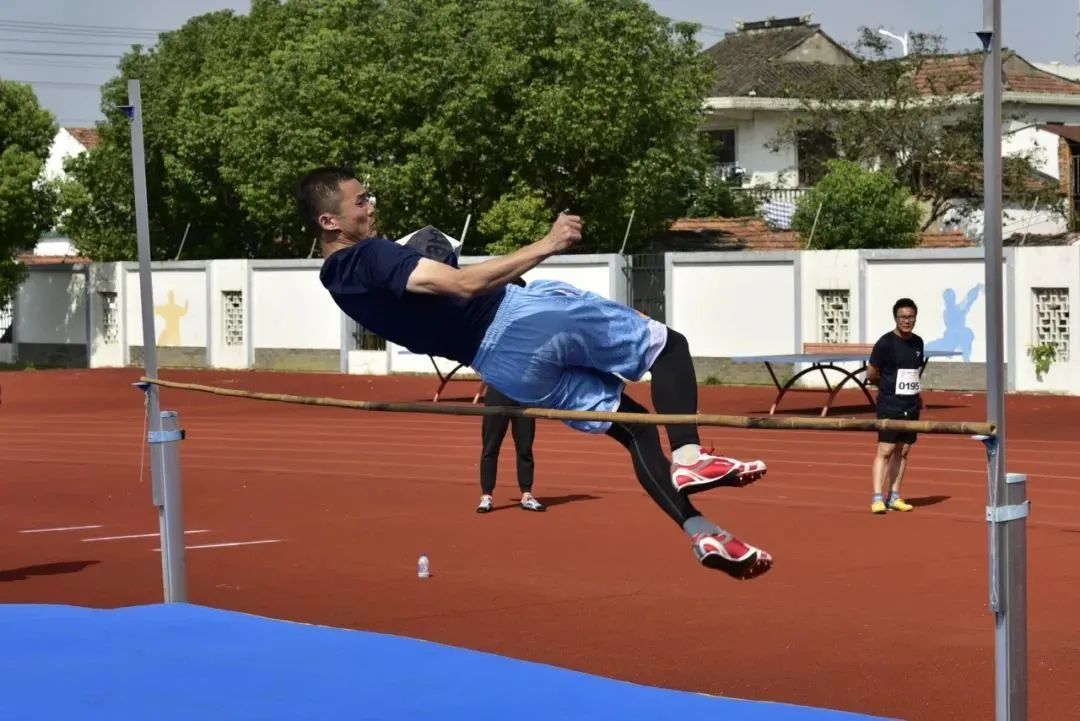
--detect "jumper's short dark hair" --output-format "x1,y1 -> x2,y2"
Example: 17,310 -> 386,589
893,298 -> 918,317
296,166 -> 357,233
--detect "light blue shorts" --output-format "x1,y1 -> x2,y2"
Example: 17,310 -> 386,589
471,280 -> 668,433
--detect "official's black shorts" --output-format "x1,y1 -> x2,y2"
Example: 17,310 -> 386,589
877,406 -> 920,445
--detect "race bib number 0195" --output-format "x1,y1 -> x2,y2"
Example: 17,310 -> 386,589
896,368 -> 921,396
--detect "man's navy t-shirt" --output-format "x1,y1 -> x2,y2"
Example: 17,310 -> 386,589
869,331 -> 924,414
320,238 -> 506,365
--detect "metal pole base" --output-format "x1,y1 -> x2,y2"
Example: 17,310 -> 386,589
149,410 -> 188,603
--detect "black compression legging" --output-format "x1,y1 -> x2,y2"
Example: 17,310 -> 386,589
647,328 -> 700,451
605,393 -> 701,526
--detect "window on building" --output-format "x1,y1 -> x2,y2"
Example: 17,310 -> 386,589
797,131 -> 837,186
705,129 -> 737,169
818,290 -> 850,344
353,324 -> 386,351
100,292 -> 119,345
0,300 -> 12,344
223,291 -> 244,347
1033,287 -> 1070,362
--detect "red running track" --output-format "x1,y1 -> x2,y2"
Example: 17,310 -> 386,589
1,368 -> 1078,720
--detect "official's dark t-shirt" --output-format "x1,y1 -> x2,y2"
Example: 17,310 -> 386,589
319,238 -> 505,365
869,331 -> 924,413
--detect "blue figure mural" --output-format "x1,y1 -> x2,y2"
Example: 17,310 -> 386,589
926,283 -> 984,361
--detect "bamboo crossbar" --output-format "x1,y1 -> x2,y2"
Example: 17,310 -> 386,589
137,377 -> 996,436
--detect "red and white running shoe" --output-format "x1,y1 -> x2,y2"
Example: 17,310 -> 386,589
671,450 -> 767,494
691,531 -> 773,580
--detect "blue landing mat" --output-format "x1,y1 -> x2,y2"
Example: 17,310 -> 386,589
0,604 -> 892,720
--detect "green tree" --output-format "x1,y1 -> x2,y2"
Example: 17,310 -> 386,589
63,0 -> 713,260
476,183 -> 551,255
0,80 -> 57,300
791,159 -> 921,249
62,9 -> 269,260
771,29 -> 1056,230
683,170 -> 757,218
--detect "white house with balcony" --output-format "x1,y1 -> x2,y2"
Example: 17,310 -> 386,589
32,126 -> 100,259
699,15 -> 1080,240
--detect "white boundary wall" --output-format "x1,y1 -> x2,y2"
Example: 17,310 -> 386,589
15,266 -> 88,346
11,248 -> 1080,394
668,246 -> 1073,393
249,259 -> 342,371
13,254 -> 622,376
122,262 -> 209,349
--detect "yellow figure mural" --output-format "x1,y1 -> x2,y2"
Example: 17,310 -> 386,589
154,290 -> 189,346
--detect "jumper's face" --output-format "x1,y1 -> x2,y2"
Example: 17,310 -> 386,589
320,178 -> 376,241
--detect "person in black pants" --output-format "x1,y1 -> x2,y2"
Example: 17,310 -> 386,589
866,297 -> 923,514
476,385 -> 543,513
475,275 -> 543,513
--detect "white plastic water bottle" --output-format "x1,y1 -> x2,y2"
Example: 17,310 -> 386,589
417,554 -> 431,578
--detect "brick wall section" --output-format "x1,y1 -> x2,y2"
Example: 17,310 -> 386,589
667,218 -> 974,250
692,357 -> 793,386
1060,137 -> 1071,200
253,349 -> 339,372
129,346 -> 208,369
16,343 -> 87,368
920,362 -> 997,391
691,356 -> 989,392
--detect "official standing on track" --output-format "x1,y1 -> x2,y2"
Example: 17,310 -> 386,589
476,383 -> 543,513
866,298 -> 923,515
